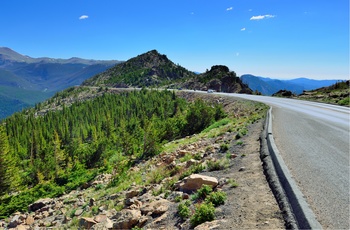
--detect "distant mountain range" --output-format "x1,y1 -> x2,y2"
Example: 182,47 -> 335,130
0,47 -> 121,119
0,47 -> 344,119
241,74 -> 341,95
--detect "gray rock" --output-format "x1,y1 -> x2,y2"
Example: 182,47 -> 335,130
28,198 -> 54,212
74,208 -> 84,216
112,209 -> 141,229
79,217 -> 97,229
175,174 -> 218,192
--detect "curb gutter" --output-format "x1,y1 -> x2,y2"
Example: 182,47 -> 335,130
262,108 -> 322,229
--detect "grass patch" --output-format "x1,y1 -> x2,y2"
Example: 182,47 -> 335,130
207,158 -> 229,172
203,118 -> 231,133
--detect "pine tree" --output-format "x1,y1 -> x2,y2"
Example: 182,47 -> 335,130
0,126 -> 20,195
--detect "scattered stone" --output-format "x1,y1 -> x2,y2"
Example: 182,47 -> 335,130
126,189 -> 140,199
15,224 -> 27,230
89,198 -> 95,206
79,217 -> 97,229
94,214 -> 107,223
8,215 -> 23,228
25,215 -> 35,225
239,167 -> 246,172
112,209 -> 141,229
177,150 -> 189,157
74,208 -> 84,216
28,198 -> 54,212
140,199 -> 170,215
186,159 -> 198,167
92,217 -> 113,229
182,193 -> 190,199
175,174 -> 218,192
194,219 -> 227,230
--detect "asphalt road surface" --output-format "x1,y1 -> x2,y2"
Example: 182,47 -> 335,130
220,94 -> 350,229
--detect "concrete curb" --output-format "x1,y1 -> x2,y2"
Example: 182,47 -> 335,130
264,108 -> 322,229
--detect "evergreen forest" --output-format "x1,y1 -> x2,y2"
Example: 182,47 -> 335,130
0,89 -> 225,218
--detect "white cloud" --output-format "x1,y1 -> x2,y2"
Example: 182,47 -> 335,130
250,14 -> 275,20
241,27 -> 246,31
79,15 -> 89,20
226,7 -> 233,11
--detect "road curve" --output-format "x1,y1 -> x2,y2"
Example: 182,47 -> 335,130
220,93 -> 349,229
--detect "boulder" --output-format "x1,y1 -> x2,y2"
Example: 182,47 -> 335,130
94,214 -> 107,223
112,209 -> 141,229
74,209 -> 84,216
194,219 -> 227,230
175,174 -> 218,192
92,217 -> 113,229
15,224 -> 27,230
28,198 -> 54,212
125,189 -> 139,199
79,217 -> 97,229
140,199 -> 170,215
8,215 -> 24,228
25,215 -> 35,225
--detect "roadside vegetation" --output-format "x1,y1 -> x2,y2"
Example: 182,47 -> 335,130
0,89 -> 226,218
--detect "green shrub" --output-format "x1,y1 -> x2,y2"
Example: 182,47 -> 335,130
236,140 -> 243,145
219,143 -> 229,152
190,202 -> 215,227
91,206 -> 99,215
207,158 -> 229,172
192,184 -> 212,201
178,200 -> 191,219
205,191 -> 226,207
228,178 -> 239,188
338,97 -> 349,106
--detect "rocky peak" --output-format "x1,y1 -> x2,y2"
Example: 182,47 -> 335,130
208,65 -> 230,75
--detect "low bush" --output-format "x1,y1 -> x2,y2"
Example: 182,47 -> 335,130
178,200 -> 191,219
207,158 -> 229,172
190,202 -> 215,227
205,191 -> 226,207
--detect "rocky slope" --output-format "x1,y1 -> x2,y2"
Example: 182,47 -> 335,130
82,50 -> 195,87
83,50 -> 253,94
178,65 -> 253,93
0,93 -> 285,229
297,80 -> 349,106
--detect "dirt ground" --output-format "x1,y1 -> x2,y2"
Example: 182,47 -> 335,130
213,120 -> 285,229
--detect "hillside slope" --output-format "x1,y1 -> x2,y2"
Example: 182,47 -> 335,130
0,47 -> 121,120
297,80 -> 349,106
83,50 -> 195,87
0,88 -> 284,229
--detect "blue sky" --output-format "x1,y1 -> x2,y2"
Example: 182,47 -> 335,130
1,0 -> 348,80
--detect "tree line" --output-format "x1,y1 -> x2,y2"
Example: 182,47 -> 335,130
0,89 -> 225,217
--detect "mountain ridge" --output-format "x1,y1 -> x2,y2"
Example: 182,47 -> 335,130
83,50 -> 252,94
0,47 -> 121,120
241,74 -> 341,95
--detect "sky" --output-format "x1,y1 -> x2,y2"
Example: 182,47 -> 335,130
1,0 -> 349,80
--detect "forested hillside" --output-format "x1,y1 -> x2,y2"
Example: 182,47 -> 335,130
83,50 -> 195,87
0,89 -> 225,217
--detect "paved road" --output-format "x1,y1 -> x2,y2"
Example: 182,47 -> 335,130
218,93 -> 350,229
